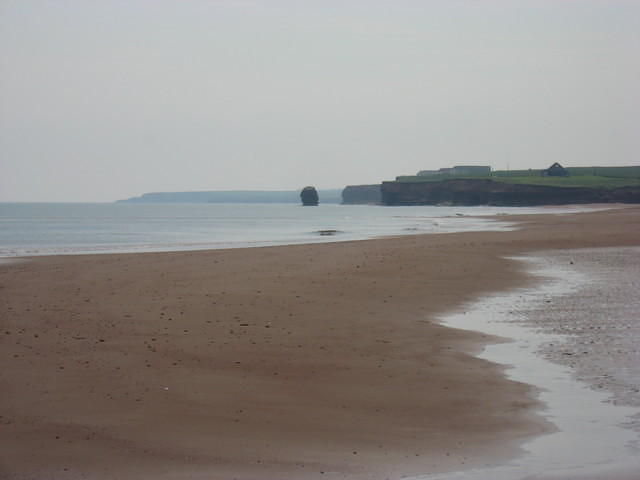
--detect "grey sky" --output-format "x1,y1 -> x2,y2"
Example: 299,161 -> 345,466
1,0 -> 638,202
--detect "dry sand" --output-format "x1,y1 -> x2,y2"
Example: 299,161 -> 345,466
1,206 -> 639,480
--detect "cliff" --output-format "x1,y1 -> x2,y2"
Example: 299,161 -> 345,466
341,184 -> 382,205
381,179 -> 640,206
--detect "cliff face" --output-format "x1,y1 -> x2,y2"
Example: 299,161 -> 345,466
341,184 -> 382,205
381,179 -> 640,206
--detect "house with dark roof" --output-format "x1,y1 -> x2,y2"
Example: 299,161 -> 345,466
542,162 -> 569,177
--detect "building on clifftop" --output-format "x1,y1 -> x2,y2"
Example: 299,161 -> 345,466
542,162 -> 569,177
417,165 -> 491,176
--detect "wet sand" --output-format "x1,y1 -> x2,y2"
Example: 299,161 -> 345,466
522,247 -> 640,414
1,206 -> 639,479
434,249 -> 640,480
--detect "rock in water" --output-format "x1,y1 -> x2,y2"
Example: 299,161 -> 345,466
300,186 -> 319,206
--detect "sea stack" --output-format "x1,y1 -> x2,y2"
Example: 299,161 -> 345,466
300,186 -> 319,206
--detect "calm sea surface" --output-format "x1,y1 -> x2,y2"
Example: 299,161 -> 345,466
0,202 -> 590,258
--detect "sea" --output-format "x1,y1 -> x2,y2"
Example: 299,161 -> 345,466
0,202 -> 599,258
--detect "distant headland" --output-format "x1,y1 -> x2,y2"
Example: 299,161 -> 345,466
117,189 -> 342,204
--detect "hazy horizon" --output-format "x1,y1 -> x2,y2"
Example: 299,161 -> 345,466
2,1 -> 639,202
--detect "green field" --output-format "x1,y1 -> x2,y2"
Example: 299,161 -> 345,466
395,166 -> 640,189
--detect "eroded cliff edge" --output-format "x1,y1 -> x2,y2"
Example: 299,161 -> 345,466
381,179 -> 640,206
341,184 -> 382,204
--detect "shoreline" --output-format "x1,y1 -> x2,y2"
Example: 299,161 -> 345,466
522,247 -> 640,414
1,207 -> 639,479
432,250 -> 640,479
0,203 -> 621,260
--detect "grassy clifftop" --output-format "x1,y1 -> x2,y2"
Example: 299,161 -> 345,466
396,166 -> 640,190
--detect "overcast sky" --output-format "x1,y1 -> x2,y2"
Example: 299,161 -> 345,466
1,0 -> 638,202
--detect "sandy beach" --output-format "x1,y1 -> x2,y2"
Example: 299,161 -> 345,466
1,206 -> 639,480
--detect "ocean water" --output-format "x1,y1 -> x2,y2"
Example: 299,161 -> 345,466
0,202 -> 595,258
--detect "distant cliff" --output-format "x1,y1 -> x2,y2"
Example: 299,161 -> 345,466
381,179 -> 640,206
118,189 -> 343,204
341,184 -> 382,204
